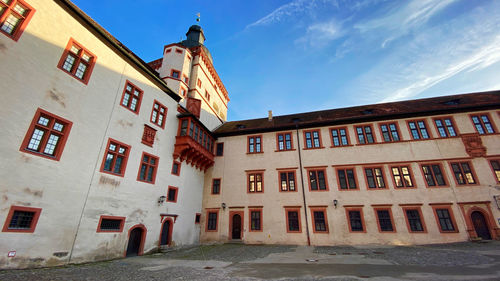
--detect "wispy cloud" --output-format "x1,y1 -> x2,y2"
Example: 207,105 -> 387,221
294,19 -> 343,48
245,0 -> 319,29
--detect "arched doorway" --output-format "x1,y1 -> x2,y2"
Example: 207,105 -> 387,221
159,218 -> 173,246
232,214 -> 242,239
471,211 -> 491,240
126,225 -> 146,257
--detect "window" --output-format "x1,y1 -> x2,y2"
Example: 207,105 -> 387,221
57,39 -> 96,84
374,208 -> 394,232
391,166 -> 414,188
0,0 -> 34,41
247,172 -> 263,193
403,207 -> 426,233
433,117 -> 457,138
205,90 -> 210,101
171,161 -> 181,176
2,206 -> 41,233
141,125 -> 156,147
311,209 -> 328,233
337,168 -> 357,190
195,213 -> 201,224
431,205 -> 457,233
212,178 -> 221,194
364,167 -> 386,189
100,138 -> 130,177
249,209 -> 262,231
407,120 -> 430,140
379,123 -> 400,142
355,125 -> 375,144
450,161 -> 476,185
330,127 -> 349,147
150,100 -> 167,129
137,152 -> 158,184
346,209 -> 365,232
304,130 -> 322,149
490,159 -> 500,183
276,132 -> 293,151
420,163 -> 447,187
175,49 -> 182,54
165,48 -> 171,53
167,186 -> 178,202
170,69 -> 180,79
206,211 -> 218,231
471,114 -> 495,134
308,169 -> 328,191
96,216 -> 125,233
215,142 -> 224,156
120,81 -> 143,114
183,75 -> 189,84
20,108 -> 73,161
248,135 -> 262,153
197,79 -> 202,87
180,87 -> 187,98
279,171 -> 296,192
285,208 -> 301,232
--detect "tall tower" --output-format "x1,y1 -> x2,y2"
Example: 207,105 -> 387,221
148,25 -> 230,130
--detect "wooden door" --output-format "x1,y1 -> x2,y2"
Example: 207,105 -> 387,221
471,211 -> 491,240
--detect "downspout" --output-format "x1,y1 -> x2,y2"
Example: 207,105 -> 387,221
295,120 -> 311,246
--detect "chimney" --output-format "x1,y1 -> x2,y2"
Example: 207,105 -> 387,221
268,110 -> 273,121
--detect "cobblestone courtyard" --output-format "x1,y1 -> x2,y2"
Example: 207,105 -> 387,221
1,241 -> 500,280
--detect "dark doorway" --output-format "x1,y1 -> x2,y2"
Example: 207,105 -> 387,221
160,220 -> 171,246
126,227 -> 144,257
232,214 -> 241,239
471,211 -> 491,240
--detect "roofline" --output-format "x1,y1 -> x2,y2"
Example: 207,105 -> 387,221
56,0 -> 181,103
215,92 -> 500,137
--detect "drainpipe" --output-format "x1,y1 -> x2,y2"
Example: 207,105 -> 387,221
295,121 -> 311,246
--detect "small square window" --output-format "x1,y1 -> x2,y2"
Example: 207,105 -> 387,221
183,75 -> 189,84
120,80 -> 143,114
100,138 -> 131,177
167,186 -> 178,202
197,79 -> 202,87
171,69 -> 180,79
57,38 -> 96,84
2,205 -> 42,233
137,152 -> 159,184
171,161 -> 181,176
96,215 -> 125,233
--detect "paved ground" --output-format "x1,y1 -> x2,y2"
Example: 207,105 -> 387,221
1,241 -> 500,280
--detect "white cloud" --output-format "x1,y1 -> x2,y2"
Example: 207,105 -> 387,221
294,19 -> 342,48
245,0 -> 318,29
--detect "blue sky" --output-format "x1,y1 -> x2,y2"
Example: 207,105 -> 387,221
72,0 -> 500,121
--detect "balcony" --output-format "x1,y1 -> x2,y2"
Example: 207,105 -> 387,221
173,115 -> 214,171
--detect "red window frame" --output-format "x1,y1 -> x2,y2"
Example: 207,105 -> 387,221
406,119 -> 432,140
205,210 -> 219,232
182,75 -> 189,84
310,208 -> 329,233
470,113 -> 497,135
215,142 -> 224,156
390,165 -> 415,188
330,127 -> 350,147
378,122 -> 401,142
489,159 -> 500,183
448,161 -> 478,185
2,205 -> 42,233
363,166 -> 387,189
278,170 -> 297,192
0,0 -> 35,41
119,80 -> 143,114
276,132 -> 294,151
20,108 -> 73,161
212,178 -> 221,194
336,167 -> 358,190
96,215 -> 125,233
180,86 -> 187,98
205,90 -> 210,102
345,207 -> 366,233
307,168 -> 329,191
150,100 -> 167,129
355,124 -> 376,144
419,162 -> 448,188
432,116 -> 458,138
402,206 -> 427,233
373,207 -> 396,233
247,135 -> 263,154
167,186 -> 178,203
249,208 -> 263,232
99,138 -> 131,177
137,152 -> 159,184
285,207 -> 302,233
247,171 -> 264,193
170,69 -> 181,79
303,129 -> 323,149
197,79 -> 202,87
175,48 -> 183,54
430,204 -> 458,233
171,160 -> 181,176
57,38 -> 96,84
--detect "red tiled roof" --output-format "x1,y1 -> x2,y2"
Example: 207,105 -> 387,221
214,91 -> 500,137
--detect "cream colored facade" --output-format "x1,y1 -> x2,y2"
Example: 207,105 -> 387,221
202,108 -> 500,246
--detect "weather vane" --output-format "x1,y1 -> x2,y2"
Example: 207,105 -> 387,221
196,13 -> 200,23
